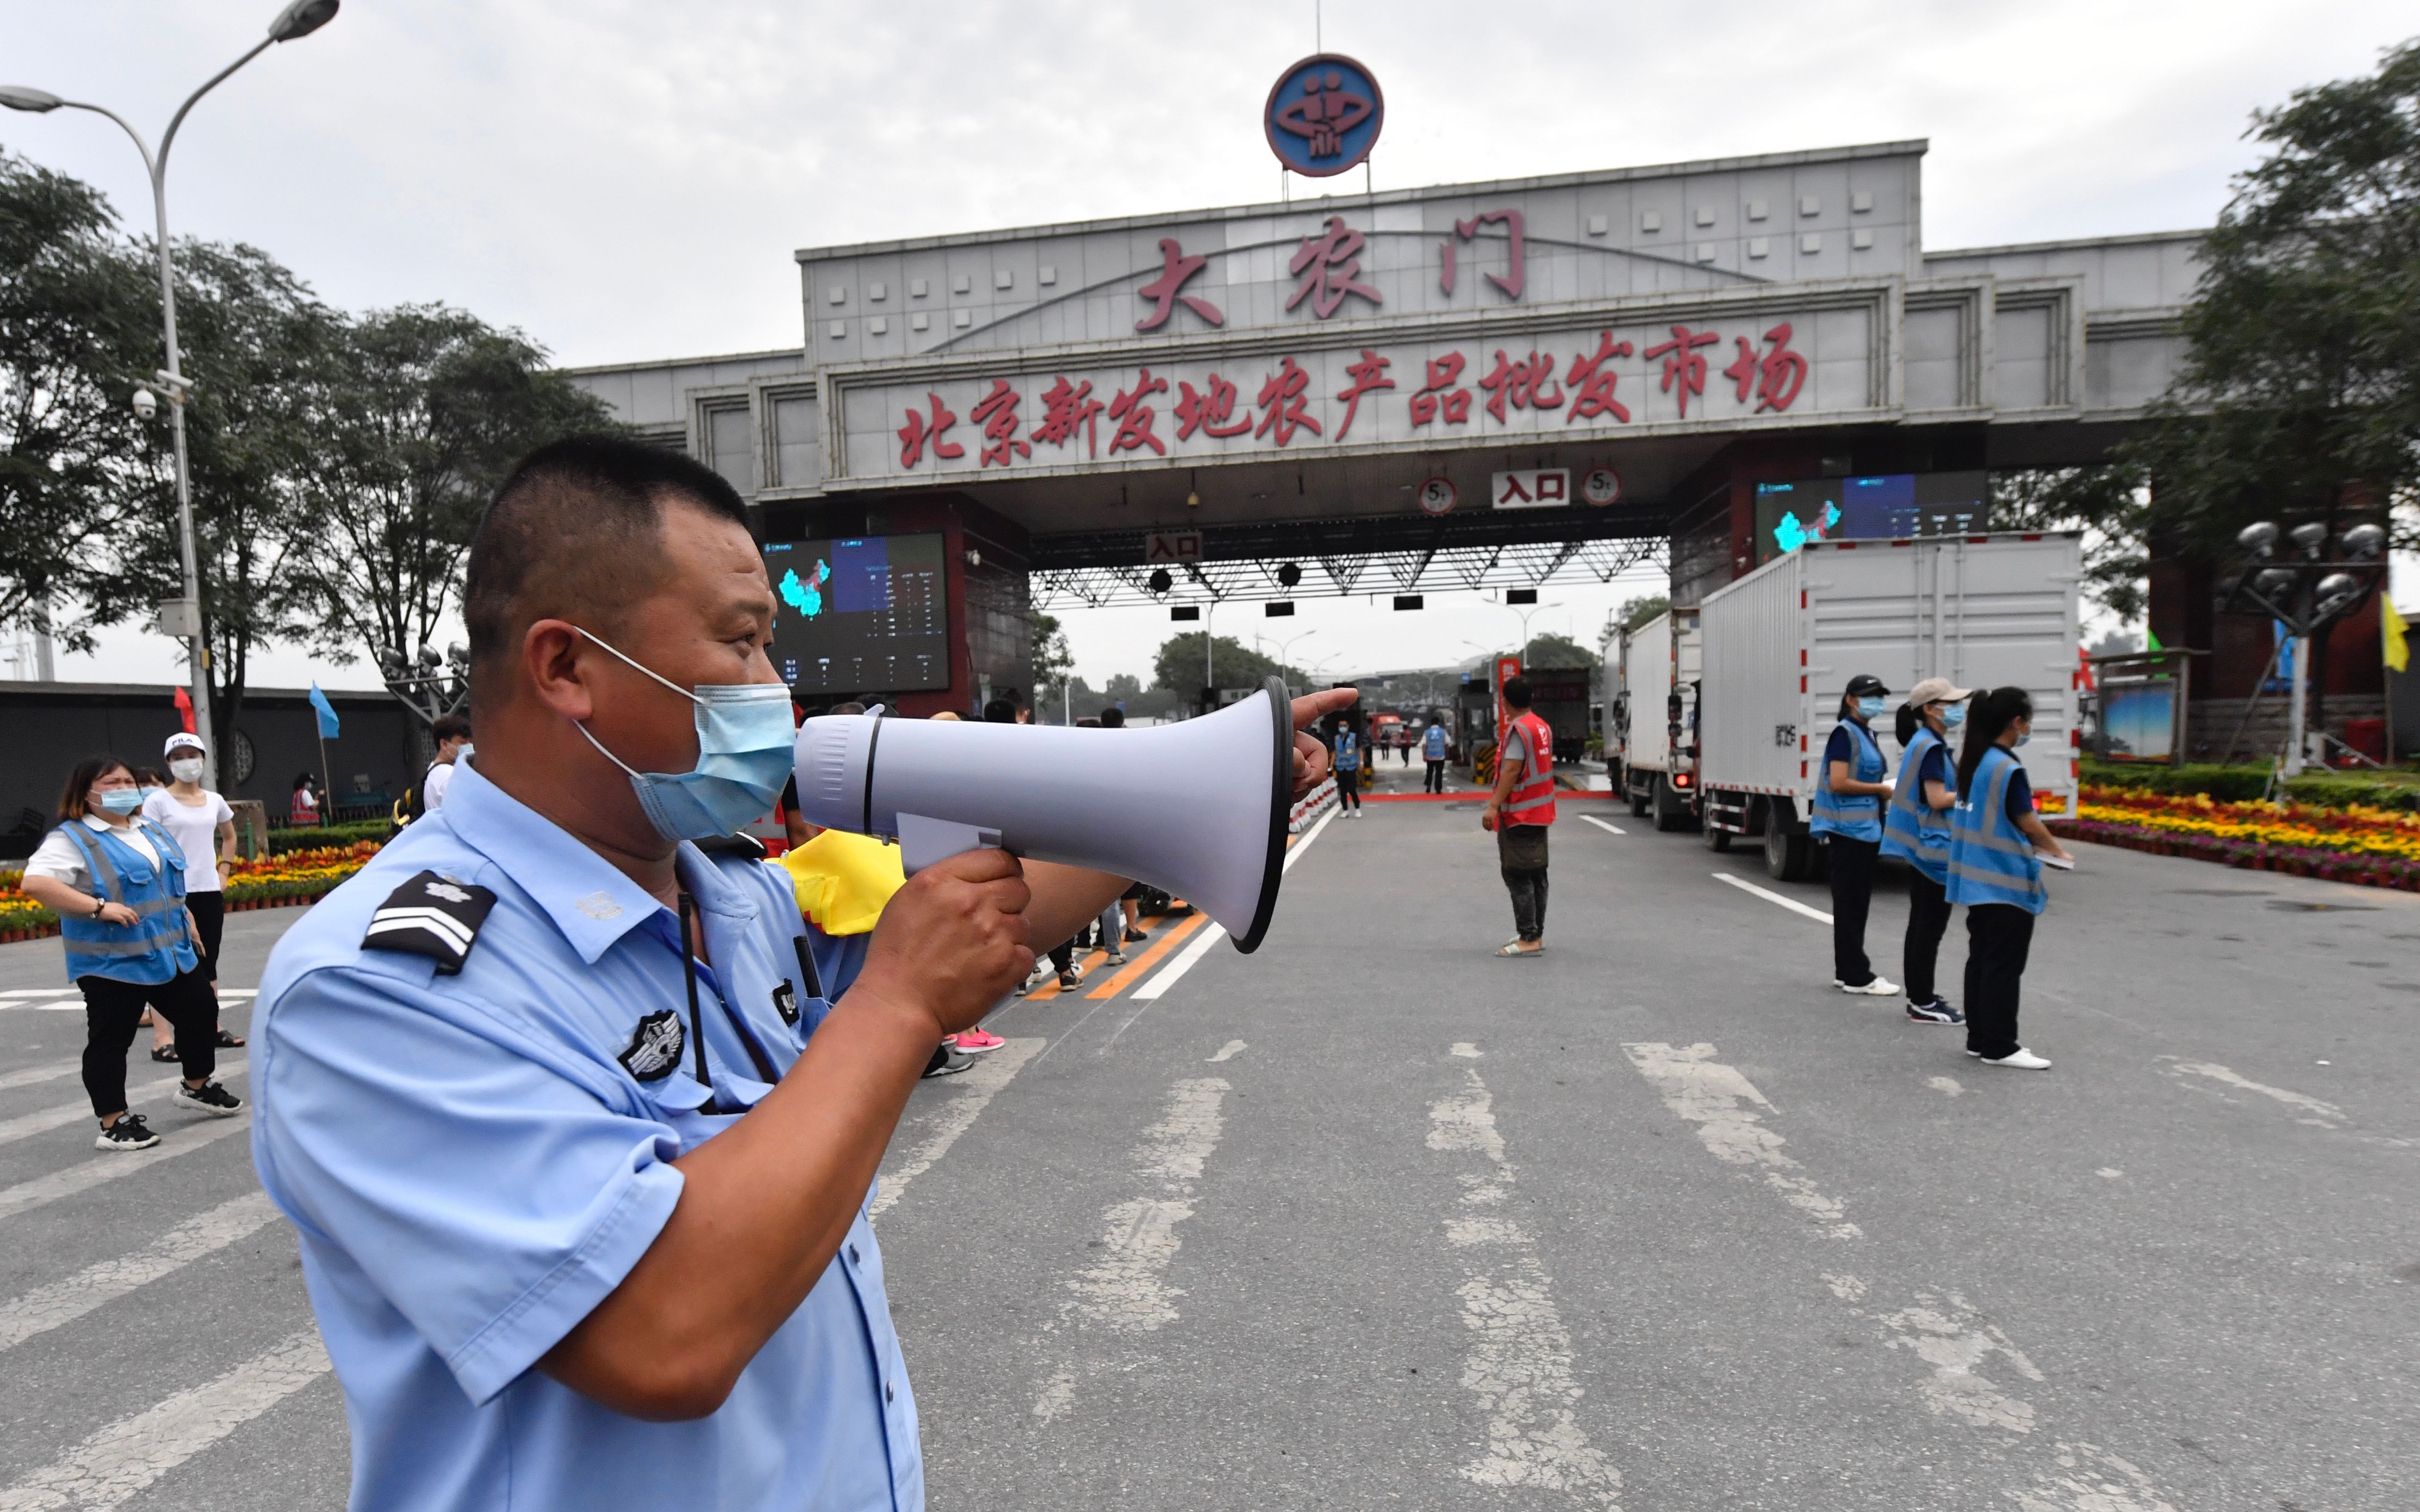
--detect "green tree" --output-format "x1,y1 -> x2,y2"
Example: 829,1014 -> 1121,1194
1521,630 -> 1596,668
1614,594 -> 1668,632
0,150 -> 149,647
1989,465 -> 2152,620
1031,610 -> 1073,708
286,305 -> 620,671
1150,632 -> 1302,695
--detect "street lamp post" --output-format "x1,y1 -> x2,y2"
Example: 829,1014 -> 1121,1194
1258,628 -> 1318,694
2226,519 -> 2387,777
2,0 -> 340,790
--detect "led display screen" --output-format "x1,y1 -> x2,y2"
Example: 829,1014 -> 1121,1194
1751,471 -> 1991,565
763,533 -> 950,694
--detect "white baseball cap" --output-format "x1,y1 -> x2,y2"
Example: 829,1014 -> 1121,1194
165,731 -> 207,756
1905,677 -> 1973,706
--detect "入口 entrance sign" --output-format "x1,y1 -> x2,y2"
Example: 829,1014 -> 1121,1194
1144,531 -> 1205,565
1492,469 -> 1570,510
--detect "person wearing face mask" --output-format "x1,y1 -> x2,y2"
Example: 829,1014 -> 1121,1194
1810,673 -> 1899,996
246,437 -> 1353,1512
140,732 -> 243,1060
1946,686 -> 2075,1069
1882,679 -> 1971,1026
417,713 -> 474,815
16,755 -> 245,1149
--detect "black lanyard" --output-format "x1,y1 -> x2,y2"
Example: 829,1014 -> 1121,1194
674,892 -> 781,1092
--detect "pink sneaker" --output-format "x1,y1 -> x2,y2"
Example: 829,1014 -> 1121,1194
948,1028 -> 1006,1055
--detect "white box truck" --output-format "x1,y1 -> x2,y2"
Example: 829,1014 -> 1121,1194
1614,608 -> 1703,831
1695,533 -> 2084,880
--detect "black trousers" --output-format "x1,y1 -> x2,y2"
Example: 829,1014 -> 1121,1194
1499,825 -> 1549,942
1827,836 -> 1879,985
186,890 -> 224,983
1963,904 -> 2036,1059
80,968 -> 219,1118
1336,772 -> 1361,809
1902,871 -> 1954,1006
1424,759 -> 1446,793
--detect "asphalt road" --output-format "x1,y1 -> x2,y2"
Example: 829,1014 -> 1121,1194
0,797 -> 2413,1511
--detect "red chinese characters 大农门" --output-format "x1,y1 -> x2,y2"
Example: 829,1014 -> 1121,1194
1287,217 -> 1383,321
1134,239 -> 1224,333
1439,209 -> 1525,301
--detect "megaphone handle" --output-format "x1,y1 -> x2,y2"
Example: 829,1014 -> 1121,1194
896,813 -> 1004,875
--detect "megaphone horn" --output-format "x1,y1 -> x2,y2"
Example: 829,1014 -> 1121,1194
793,676 -> 1296,953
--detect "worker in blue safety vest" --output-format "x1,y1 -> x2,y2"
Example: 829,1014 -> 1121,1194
1882,678 -> 1971,1026
1809,673 -> 1898,996
1422,719 -> 1449,793
1330,716 -> 1363,817
1945,685 -> 2074,1070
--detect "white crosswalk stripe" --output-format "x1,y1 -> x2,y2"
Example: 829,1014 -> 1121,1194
0,1192 -> 283,1354
0,1058 -> 246,1150
0,1115 -> 253,1224
0,1059 -> 84,1093
0,1329 -> 329,1512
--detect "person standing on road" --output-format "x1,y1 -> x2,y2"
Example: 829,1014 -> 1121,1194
1811,673 -> 1899,996
1882,679 -> 1969,1026
1330,715 -> 1363,817
418,713 -> 474,814
142,732 -> 243,1060
1482,676 -> 1557,957
1095,709 -> 1151,957
1423,718 -> 1449,794
16,755 -> 244,1150
1946,687 -> 2073,1070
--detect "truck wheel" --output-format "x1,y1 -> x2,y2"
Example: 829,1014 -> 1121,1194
1763,820 -> 1813,881
1702,819 -> 1730,852
1628,779 -> 1651,818
1652,776 -> 1690,833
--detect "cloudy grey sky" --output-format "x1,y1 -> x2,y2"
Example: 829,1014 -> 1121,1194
8,0 -> 2413,690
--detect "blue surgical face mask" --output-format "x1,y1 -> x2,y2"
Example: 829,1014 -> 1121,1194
97,788 -> 145,815
1940,704 -> 1967,730
2013,731 -> 2032,747
1856,696 -> 1887,720
570,628 -> 795,843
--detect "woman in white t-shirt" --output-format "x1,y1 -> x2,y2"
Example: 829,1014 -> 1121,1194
141,732 -> 241,1059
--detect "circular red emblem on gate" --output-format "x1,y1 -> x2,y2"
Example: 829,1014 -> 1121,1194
1265,54 -> 1384,178
1417,476 -> 1457,516
1580,467 -> 1623,507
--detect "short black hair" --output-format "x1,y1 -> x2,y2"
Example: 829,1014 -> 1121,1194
982,698 -> 1018,724
462,436 -> 751,708
1501,675 -> 1533,709
1098,706 -> 1126,728
432,713 -> 472,743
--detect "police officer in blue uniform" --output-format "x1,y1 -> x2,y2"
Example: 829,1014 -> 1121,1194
249,437 -> 1353,1512
1945,685 -> 2073,1070
1808,673 -> 1898,996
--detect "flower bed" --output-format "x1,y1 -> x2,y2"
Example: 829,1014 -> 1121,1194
2050,785 -> 2420,892
0,840 -> 383,942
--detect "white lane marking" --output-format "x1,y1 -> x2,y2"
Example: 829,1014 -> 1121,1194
0,1060 -> 83,1093
1130,806 -> 1339,1004
0,1192 -> 281,1354
0,1116 -> 252,1225
1928,1076 -> 1964,1097
215,990 -> 257,1000
2006,1443 -> 2180,1512
1428,1066 -> 1624,1507
1621,1042 -> 1859,1240
1823,1273 -> 1867,1301
1030,1367 -> 1075,1424
1579,814 -> 1627,837
869,1037 -> 1041,1220
1711,871 -> 1834,925
2097,1169 -> 2124,1180
0,992 -> 73,1000
1207,1040 -> 1246,1063
1872,1291 -> 2045,1434
0,1057 -> 246,1150
2160,1058 -> 2345,1127
0,1328 -> 328,1512
1449,1042 -> 1483,1059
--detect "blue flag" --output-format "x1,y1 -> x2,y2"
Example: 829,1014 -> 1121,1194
308,682 -> 341,739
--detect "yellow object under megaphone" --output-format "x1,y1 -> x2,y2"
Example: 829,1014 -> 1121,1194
777,830 -> 906,937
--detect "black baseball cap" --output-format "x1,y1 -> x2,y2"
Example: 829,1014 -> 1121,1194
1845,674 -> 1890,698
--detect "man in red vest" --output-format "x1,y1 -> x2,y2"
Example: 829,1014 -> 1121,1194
1481,674 -> 1558,957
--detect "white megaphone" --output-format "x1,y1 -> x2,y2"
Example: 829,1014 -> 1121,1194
791,676 -> 1296,953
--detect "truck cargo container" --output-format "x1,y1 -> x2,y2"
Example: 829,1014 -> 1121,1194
1523,666 -> 1594,766
1695,533 -> 2083,881
1614,609 -> 1703,831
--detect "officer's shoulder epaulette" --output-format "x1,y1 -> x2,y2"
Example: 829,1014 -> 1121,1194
363,869 -> 498,976
692,833 -> 768,862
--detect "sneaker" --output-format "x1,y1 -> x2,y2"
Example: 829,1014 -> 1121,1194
1905,999 -> 1966,1026
921,1050 -> 975,1079
1104,951 -> 1128,966
172,1080 -> 244,1118
1835,975 -> 1901,996
1123,928 -> 1148,943
1057,970 -> 1083,990
949,1028 -> 1006,1055
95,1113 -> 161,1152
1980,1047 -> 2052,1070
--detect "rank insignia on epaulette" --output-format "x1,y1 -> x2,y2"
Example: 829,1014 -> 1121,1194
620,1009 -> 684,1081
364,870 -> 497,976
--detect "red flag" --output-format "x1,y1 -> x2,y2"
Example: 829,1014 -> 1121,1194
2074,646 -> 2097,694
173,685 -> 196,734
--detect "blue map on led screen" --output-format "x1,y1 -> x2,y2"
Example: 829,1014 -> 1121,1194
778,560 -> 831,620
1772,502 -> 1842,554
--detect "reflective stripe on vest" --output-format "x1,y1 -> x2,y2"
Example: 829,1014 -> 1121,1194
1879,727 -> 1952,883
56,820 -> 196,985
1808,719 -> 1885,841
1945,746 -> 2047,914
1504,711 -> 1558,825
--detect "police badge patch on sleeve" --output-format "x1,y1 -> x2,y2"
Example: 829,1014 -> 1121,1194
620,1008 -> 685,1081
771,981 -> 799,1025
363,870 -> 498,976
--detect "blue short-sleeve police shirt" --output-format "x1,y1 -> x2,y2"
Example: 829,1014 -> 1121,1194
250,760 -> 921,1512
